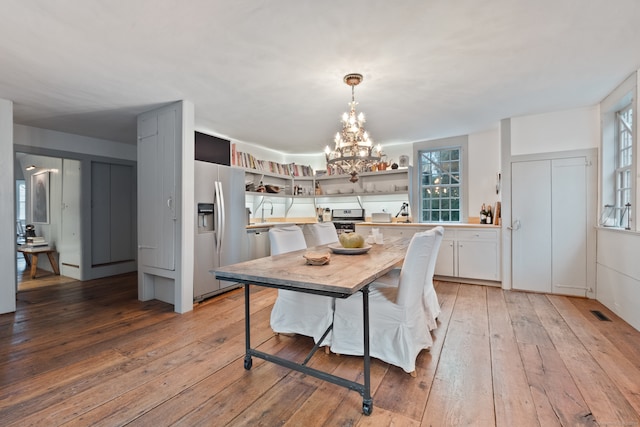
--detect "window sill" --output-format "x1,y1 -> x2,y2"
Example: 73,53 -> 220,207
596,225 -> 640,235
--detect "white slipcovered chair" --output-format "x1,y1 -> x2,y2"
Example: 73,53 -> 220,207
303,222 -> 339,247
372,226 -> 445,331
269,225 -> 334,346
329,226 -> 444,375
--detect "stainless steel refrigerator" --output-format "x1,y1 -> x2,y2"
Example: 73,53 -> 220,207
194,160 -> 246,301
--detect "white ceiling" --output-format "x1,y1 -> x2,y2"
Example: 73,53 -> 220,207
2,0 -> 640,154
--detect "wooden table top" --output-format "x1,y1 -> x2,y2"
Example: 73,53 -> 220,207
214,236 -> 411,297
17,245 -> 55,253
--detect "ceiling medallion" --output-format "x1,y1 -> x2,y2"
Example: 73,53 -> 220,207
325,73 -> 382,183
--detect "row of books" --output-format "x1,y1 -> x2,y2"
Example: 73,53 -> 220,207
231,144 -> 313,177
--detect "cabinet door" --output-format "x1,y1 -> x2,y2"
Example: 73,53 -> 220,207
109,164 -> 134,262
246,229 -> 270,260
458,240 -> 499,281
138,109 -> 176,271
91,162 -> 111,265
435,239 -> 455,276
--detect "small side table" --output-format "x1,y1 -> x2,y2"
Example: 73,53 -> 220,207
17,245 -> 60,279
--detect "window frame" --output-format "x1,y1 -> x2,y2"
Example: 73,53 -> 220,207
413,135 -> 469,223
600,71 -> 638,231
615,104 -> 633,226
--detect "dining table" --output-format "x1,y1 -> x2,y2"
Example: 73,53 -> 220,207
213,235 -> 411,416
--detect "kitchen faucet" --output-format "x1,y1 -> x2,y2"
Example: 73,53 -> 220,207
261,200 -> 273,223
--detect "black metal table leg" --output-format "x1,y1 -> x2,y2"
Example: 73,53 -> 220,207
230,278 -> 376,415
361,285 -> 373,415
244,284 -> 253,370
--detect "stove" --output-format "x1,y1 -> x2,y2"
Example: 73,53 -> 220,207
331,208 -> 365,234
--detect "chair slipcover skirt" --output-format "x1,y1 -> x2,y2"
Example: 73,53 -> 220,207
269,225 -> 334,345
331,288 -> 433,373
330,227 -> 444,373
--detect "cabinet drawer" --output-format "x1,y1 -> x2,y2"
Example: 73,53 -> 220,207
457,229 -> 498,240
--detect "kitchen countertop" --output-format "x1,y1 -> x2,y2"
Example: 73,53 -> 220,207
246,217 -> 319,230
246,219 -> 502,230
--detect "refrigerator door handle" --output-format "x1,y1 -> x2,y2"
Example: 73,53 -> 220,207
218,180 -> 226,252
214,181 -> 221,253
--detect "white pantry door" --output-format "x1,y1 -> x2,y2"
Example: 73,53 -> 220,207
511,160 -> 552,293
550,157 -> 588,296
511,155 -> 590,296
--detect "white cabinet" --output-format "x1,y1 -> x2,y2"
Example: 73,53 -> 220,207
456,230 -> 500,281
355,224 -> 501,284
433,228 -> 501,282
435,238 -> 455,277
355,224 -> 420,241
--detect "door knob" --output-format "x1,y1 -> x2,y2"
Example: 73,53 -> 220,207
507,219 -> 521,231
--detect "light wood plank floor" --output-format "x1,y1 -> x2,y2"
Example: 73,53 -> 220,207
3,270 -> 640,426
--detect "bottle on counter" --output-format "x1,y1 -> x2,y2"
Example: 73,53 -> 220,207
486,205 -> 493,224
480,203 -> 487,224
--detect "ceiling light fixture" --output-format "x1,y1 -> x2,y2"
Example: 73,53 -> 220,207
25,165 -> 36,171
325,73 -> 382,183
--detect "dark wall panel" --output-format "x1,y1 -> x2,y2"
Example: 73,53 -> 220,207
195,131 -> 230,166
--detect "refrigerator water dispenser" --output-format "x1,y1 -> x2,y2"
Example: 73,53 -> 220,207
197,203 -> 214,233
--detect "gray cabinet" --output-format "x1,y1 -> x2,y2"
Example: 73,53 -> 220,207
246,228 -> 270,260
138,111 -> 177,271
91,162 -> 135,266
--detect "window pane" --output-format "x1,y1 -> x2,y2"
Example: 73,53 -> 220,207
615,104 -> 634,221
419,147 -> 462,223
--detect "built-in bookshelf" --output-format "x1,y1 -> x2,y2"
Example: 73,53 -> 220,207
231,144 -> 313,177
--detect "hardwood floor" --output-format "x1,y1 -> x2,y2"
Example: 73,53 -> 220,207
2,271 -> 640,426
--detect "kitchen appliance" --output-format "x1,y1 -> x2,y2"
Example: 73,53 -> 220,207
395,202 -> 410,223
331,208 -> 365,234
194,160 -> 247,301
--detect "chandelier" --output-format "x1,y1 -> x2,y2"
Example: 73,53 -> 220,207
325,73 -> 382,183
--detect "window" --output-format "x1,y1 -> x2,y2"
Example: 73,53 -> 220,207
16,180 -> 26,221
600,71 -> 637,230
615,104 -> 633,225
419,147 -> 461,222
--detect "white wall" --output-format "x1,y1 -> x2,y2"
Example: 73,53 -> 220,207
14,124 -> 136,161
468,128 -> 501,219
597,228 -> 640,331
511,106 -> 600,156
0,99 -> 16,314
